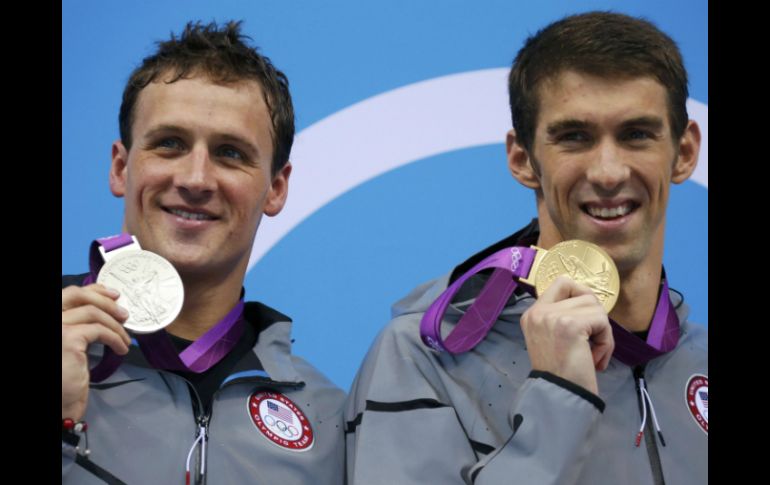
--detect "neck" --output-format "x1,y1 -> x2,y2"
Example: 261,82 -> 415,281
608,263 -> 662,332
165,271 -> 244,341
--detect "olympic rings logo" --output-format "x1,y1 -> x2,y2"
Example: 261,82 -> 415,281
510,248 -> 522,273
263,414 -> 300,438
425,335 -> 443,352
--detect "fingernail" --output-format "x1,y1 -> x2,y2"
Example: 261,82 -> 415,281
117,306 -> 129,319
105,287 -> 120,298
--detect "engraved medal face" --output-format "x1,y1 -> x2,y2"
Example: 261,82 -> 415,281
97,250 -> 184,333
532,240 -> 619,313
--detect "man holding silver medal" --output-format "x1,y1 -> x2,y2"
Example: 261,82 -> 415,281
62,21 -> 345,484
345,12 -> 707,484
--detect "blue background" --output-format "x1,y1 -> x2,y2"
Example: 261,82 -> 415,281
63,0 -> 708,390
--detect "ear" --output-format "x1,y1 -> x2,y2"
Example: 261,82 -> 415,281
671,120 -> 701,184
506,129 -> 541,190
109,141 -> 129,197
264,161 -> 292,217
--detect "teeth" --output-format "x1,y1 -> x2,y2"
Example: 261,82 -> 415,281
169,208 -> 214,221
586,203 -> 633,219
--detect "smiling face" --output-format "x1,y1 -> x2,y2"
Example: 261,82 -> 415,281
507,70 -> 699,274
109,74 -> 291,283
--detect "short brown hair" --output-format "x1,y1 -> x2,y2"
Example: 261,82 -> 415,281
508,11 -> 688,153
118,20 -> 294,175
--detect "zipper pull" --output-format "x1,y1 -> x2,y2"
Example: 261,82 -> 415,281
200,417 -> 208,478
641,384 -> 666,447
635,384 -> 647,447
185,424 -> 206,485
634,366 -> 666,448
634,366 -> 647,447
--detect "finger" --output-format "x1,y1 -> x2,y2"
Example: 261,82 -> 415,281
536,294 -> 607,316
63,284 -> 119,305
85,283 -> 121,299
63,284 -> 121,309
537,276 -> 597,305
63,323 -> 130,356
587,319 -> 614,371
63,285 -> 129,323
521,295 -> 607,336
63,305 -> 131,346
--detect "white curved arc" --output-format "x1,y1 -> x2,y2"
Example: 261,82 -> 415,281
248,68 -> 708,270
686,99 -> 708,188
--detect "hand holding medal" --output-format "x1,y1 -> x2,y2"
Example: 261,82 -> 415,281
419,239 -> 619,394
520,274 -> 615,394
87,234 -> 246,380
420,239 -> 619,354
62,234 -> 183,421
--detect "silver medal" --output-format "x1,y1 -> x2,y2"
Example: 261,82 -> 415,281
96,244 -> 184,334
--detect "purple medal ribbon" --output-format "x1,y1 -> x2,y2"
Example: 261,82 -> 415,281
84,234 -> 246,382
420,245 -> 680,366
420,247 -> 536,353
610,277 -> 680,366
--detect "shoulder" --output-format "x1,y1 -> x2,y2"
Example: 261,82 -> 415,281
348,276 -> 461,406
245,300 -> 346,409
681,320 -> 708,349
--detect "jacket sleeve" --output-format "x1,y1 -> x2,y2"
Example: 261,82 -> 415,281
345,317 -> 605,485
468,372 -> 604,484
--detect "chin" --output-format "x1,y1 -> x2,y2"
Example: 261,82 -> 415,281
147,246 -> 204,273
606,247 -> 647,274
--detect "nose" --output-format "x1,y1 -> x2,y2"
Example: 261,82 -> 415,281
585,140 -> 630,191
175,145 -> 216,201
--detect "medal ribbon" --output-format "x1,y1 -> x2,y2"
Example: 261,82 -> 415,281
420,247 -> 536,353
420,245 -> 680,365
83,234 -> 246,382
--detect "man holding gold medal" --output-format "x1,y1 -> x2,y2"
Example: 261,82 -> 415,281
61,21 -> 345,484
346,12 -> 707,484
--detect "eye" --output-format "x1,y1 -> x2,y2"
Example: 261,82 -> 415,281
215,145 -> 257,167
621,129 -> 659,145
556,131 -> 591,144
216,145 -> 245,161
626,130 -> 651,140
156,137 -> 184,151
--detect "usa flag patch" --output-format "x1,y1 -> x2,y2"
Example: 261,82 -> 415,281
248,391 -> 315,452
685,374 -> 708,435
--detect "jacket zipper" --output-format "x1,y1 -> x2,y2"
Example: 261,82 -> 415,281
177,375 -> 208,485
633,365 -> 666,485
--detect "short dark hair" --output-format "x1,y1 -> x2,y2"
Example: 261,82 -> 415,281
508,11 -> 688,153
118,20 -> 294,175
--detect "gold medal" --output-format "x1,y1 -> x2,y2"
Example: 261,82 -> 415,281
519,240 -> 620,313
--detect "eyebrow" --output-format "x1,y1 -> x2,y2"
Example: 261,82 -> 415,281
143,124 -> 185,139
618,116 -> 665,131
545,116 -> 666,136
546,119 -> 593,136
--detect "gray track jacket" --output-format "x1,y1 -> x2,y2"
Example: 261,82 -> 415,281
62,277 -> 346,485
346,260 -> 707,484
